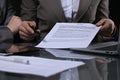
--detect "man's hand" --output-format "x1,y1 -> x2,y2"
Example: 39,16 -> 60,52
96,19 -> 115,37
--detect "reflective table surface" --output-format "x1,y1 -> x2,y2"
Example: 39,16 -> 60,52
0,41 -> 120,80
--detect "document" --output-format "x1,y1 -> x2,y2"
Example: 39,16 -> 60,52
36,23 -> 101,48
0,56 -> 84,77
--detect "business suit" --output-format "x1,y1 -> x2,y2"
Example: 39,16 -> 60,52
21,0 -> 109,40
0,0 -> 15,49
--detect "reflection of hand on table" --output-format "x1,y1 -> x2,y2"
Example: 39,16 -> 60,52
95,57 -> 112,63
7,45 -> 30,53
7,45 -> 38,54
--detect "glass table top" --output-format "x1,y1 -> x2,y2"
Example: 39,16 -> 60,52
0,41 -> 120,80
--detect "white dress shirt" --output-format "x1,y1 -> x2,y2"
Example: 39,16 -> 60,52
61,0 -> 80,21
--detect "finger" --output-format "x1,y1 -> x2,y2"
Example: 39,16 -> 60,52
19,31 -> 30,38
96,19 -> 106,26
25,25 -> 34,34
22,22 -> 35,34
29,21 -> 36,29
19,25 -> 30,35
19,31 -> 35,39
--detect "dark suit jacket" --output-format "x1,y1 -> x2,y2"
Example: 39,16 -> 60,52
0,0 -> 15,49
21,0 -> 109,40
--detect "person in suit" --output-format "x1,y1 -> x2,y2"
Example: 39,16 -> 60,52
0,0 -> 21,49
19,0 -> 116,42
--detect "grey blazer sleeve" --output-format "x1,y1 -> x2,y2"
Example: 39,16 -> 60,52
0,26 -> 13,49
4,0 -> 15,24
0,0 -> 15,25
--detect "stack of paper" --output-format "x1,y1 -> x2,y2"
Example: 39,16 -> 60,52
0,56 -> 84,77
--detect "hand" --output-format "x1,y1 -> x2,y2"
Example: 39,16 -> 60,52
19,21 -> 36,41
96,19 -> 115,37
7,16 -> 22,35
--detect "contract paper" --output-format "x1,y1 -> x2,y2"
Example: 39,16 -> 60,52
36,23 -> 101,48
0,56 -> 84,77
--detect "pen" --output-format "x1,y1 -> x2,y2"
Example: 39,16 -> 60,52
0,56 -> 30,65
0,53 -> 13,56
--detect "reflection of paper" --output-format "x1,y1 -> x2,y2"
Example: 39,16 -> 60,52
0,56 -> 84,77
45,49 -> 95,60
36,23 -> 100,48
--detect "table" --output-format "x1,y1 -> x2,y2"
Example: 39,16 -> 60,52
0,41 -> 119,80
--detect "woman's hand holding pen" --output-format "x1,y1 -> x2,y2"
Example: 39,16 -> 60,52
19,21 -> 38,41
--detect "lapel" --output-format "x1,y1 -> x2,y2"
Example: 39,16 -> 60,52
49,0 -> 92,22
74,0 -> 92,22
49,0 -> 67,22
